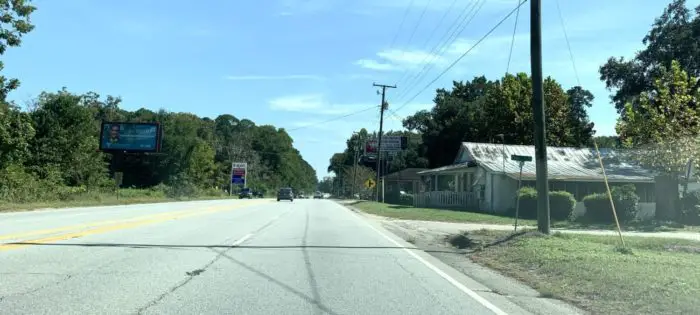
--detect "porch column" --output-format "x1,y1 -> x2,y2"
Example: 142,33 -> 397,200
454,174 -> 459,192
434,174 -> 438,191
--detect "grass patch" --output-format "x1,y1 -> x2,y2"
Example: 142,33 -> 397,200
353,201 -> 537,226
455,229 -> 700,314
0,188 -> 237,212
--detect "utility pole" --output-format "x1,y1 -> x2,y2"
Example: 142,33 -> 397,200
373,83 -> 396,202
530,0 -> 550,234
352,132 -> 360,199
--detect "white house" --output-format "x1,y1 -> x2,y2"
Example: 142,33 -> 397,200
414,142 -> 657,217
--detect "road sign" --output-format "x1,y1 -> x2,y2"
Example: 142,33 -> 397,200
511,154 -> 533,162
114,172 -> 123,186
231,162 -> 247,187
364,178 -> 376,189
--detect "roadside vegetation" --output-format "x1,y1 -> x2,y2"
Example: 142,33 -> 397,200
451,230 -> 700,314
0,1 -> 317,210
0,186 -> 240,212
352,201 -> 537,226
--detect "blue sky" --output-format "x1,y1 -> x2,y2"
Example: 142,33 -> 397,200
5,0 -> 698,179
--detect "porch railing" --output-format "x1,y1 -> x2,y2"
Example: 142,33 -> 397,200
414,191 -> 478,210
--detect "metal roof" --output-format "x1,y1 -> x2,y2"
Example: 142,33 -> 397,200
381,168 -> 429,181
421,142 -> 655,183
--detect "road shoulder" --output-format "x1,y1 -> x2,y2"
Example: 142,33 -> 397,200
340,201 -> 588,315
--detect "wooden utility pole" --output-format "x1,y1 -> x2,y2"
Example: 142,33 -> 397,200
352,132 -> 360,199
530,0 -> 550,234
373,83 -> 396,202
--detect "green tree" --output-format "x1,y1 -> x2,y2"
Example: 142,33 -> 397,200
0,0 -> 36,101
616,60 -> 700,220
28,90 -> 107,186
403,73 -> 595,167
599,0 -> 700,114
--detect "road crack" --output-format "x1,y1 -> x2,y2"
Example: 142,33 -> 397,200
134,210 -> 294,314
0,274 -> 73,303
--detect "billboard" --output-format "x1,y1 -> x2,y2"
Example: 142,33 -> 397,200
365,136 -> 408,154
99,122 -> 162,152
231,162 -> 247,187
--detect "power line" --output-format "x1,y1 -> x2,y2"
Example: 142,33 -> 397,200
394,0 -> 485,104
392,0 -> 460,87
285,105 -> 378,132
402,0 -> 433,53
506,0 -> 522,74
387,0 -> 416,50
394,0 -> 528,113
555,0 -> 581,86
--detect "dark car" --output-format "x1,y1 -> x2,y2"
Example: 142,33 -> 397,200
277,187 -> 294,202
239,188 -> 253,199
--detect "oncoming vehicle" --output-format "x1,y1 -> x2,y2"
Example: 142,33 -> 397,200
277,187 -> 294,202
313,191 -> 323,199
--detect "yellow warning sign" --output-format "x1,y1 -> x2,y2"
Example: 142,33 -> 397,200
364,178 -> 376,189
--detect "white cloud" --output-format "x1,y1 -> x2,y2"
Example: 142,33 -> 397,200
224,74 -> 324,81
354,59 -> 398,71
269,94 -> 376,115
355,48 -> 446,72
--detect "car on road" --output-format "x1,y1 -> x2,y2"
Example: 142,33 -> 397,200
313,191 -> 323,199
239,188 -> 254,199
277,187 -> 294,202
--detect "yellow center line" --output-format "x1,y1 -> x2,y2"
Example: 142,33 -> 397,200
0,199 -> 272,251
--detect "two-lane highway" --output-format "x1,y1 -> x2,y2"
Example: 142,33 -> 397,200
0,199 -> 532,314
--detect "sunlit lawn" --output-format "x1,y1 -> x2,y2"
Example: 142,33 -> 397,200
461,230 -> 700,314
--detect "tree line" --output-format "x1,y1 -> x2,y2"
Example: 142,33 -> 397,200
0,1 -> 317,203
325,0 -> 700,224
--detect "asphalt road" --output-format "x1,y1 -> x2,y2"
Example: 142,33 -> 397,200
0,199 -> 537,315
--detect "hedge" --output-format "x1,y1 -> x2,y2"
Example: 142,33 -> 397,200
515,187 -> 576,221
681,190 -> 700,225
581,184 -> 639,223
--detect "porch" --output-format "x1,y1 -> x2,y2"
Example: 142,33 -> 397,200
413,162 -> 483,210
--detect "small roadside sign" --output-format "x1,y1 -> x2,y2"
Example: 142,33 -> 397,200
365,178 -> 376,189
114,172 -> 123,186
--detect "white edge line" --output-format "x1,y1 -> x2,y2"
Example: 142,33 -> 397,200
232,233 -> 254,246
350,210 -> 509,315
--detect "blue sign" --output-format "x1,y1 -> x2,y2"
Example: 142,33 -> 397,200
100,122 -> 161,152
231,162 -> 247,186
231,175 -> 245,185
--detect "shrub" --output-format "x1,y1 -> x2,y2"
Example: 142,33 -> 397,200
516,187 -> 538,219
681,190 -> 700,225
549,191 -> 576,221
399,193 -> 414,206
582,185 -> 639,223
514,187 -> 575,221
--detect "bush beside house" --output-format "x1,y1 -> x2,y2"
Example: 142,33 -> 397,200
515,187 -> 576,221
681,190 -> 700,225
581,184 -> 639,223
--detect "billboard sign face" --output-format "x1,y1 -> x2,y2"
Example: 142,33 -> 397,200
231,162 -> 247,186
99,122 -> 161,152
365,136 -> 407,154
